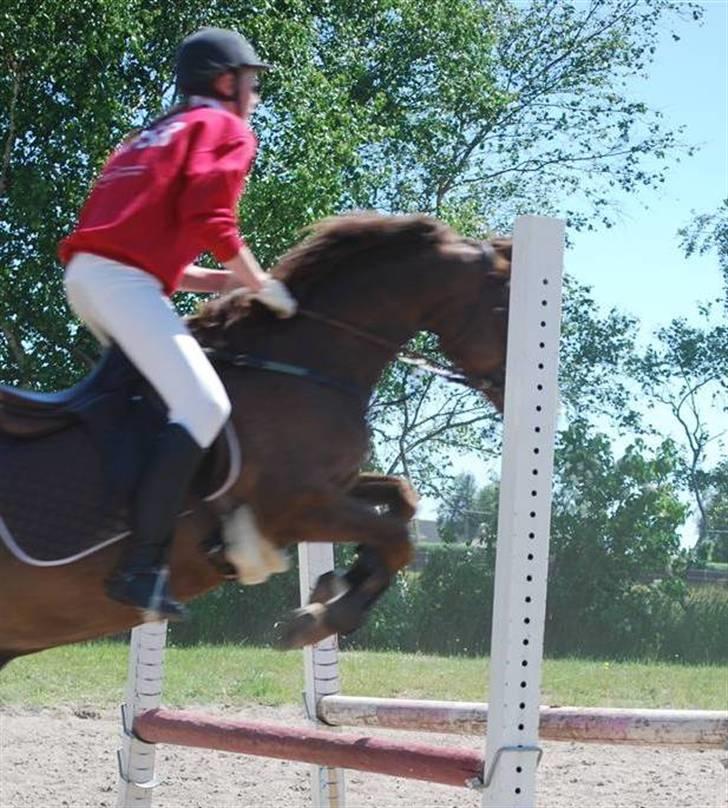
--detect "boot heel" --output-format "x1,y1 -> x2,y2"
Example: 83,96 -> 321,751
106,567 -> 188,622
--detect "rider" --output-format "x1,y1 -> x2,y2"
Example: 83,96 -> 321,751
58,27 -> 297,622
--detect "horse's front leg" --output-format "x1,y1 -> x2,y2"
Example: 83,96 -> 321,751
305,474 -> 418,607
258,491 -> 414,648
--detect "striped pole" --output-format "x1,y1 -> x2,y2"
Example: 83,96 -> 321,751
133,708 -> 484,788
317,696 -> 728,748
116,622 -> 168,808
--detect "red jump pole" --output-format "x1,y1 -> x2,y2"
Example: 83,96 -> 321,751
134,708 -> 484,789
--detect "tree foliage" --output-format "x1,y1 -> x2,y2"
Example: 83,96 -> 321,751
436,472 -> 481,543
1,0 -> 702,389
1,1 -> 717,566
678,199 -> 728,314
697,460 -> 728,563
631,311 -> 728,546
547,419 -> 689,648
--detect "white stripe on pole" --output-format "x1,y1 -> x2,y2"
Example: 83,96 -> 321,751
116,621 -> 168,808
482,215 -> 565,807
299,542 -> 346,808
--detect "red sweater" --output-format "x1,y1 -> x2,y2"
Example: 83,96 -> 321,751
59,105 -> 257,295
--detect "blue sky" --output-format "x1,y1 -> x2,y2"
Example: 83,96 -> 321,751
566,2 -> 727,335
419,3 -> 727,529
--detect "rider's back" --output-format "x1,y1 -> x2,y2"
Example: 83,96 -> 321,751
58,106 -> 257,295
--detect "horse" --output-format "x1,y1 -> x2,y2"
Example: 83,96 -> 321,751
0,212 -> 510,669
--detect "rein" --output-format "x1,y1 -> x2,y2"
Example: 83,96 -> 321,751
295,239 -> 506,395
207,307 -> 503,402
207,242 -> 505,400
298,308 -> 502,394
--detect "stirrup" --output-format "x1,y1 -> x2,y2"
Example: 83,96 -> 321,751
105,566 -> 188,623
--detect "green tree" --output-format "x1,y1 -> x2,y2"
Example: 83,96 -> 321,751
473,480 -> 499,556
697,460 -> 728,563
559,276 -> 641,428
547,419 -> 689,655
631,311 -> 728,554
678,199 -> 728,314
437,472 -> 479,543
2,0 -> 701,392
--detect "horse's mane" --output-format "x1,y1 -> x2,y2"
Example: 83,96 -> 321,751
272,212 -> 459,291
190,213 -> 459,332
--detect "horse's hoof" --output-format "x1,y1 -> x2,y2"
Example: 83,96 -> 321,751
275,603 -> 332,649
308,570 -> 348,605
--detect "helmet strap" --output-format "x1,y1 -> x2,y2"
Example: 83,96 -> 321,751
231,67 -> 244,117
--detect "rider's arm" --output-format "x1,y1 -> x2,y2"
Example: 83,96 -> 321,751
177,264 -> 231,294
178,252 -> 295,317
223,246 -> 297,316
220,244 -> 265,292
177,245 -> 267,294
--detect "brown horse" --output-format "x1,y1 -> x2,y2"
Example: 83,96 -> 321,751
0,212 -> 510,669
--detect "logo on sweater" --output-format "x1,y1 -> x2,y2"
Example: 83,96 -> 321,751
122,121 -> 188,153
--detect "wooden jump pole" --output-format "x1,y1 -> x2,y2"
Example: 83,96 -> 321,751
317,696 -> 728,749
133,708 -> 484,789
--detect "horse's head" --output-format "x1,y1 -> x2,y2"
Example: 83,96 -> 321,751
421,236 -> 511,412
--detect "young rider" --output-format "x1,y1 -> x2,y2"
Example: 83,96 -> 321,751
58,28 -> 296,622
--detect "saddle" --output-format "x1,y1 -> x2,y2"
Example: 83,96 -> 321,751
0,348 -> 237,565
0,348 -> 140,438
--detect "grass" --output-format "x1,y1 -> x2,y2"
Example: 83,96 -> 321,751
1,643 -> 726,711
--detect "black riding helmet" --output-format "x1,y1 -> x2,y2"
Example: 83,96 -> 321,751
175,27 -> 271,101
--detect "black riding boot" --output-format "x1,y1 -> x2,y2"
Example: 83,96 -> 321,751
106,423 -> 206,622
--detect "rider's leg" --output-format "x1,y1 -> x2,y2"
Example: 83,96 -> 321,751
65,253 -> 231,621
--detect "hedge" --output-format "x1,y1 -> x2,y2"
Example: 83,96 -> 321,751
166,545 -> 728,663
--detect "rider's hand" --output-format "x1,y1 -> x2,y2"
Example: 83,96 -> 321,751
252,277 -> 298,318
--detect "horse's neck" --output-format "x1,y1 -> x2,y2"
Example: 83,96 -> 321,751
219,259 -> 443,397
301,267 -> 437,392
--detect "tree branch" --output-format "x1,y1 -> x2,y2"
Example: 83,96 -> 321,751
0,61 -> 22,198
0,320 -> 28,376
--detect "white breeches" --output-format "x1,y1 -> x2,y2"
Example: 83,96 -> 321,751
64,252 -> 231,448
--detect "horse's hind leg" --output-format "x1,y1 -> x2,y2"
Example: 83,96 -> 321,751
263,489 -> 414,648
